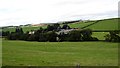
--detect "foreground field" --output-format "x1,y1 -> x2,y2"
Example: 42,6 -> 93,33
2,39 -> 118,66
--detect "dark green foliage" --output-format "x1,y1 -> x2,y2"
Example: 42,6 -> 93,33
47,25 -> 54,31
58,32 -> 68,42
2,31 -> 10,36
27,34 -> 36,41
0,31 -> 2,36
81,29 -> 93,41
5,25 -> 99,42
104,30 -> 120,42
7,32 -> 17,40
7,27 -> 24,40
46,23 -> 61,31
15,27 -> 23,34
45,31 -> 58,42
38,33 -> 47,42
58,29 -> 98,42
21,31 -> 30,41
53,23 -> 60,30
62,24 -> 70,29
67,30 -> 82,41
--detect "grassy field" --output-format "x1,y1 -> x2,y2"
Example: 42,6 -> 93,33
2,26 -> 47,33
2,39 -> 118,66
68,18 -> 119,31
85,18 -> 119,30
92,32 -> 109,40
1,18 -> 119,66
2,18 -> 119,33
68,21 -> 95,29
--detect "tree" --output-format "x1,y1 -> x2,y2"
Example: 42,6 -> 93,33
7,27 -> 24,40
53,23 -> 60,30
38,33 -> 47,42
27,34 -> 35,41
2,31 -> 10,36
45,31 -> 57,42
67,30 -> 82,41
62,24 -> 70,29
47,25 -> 54,31
104,30 -> 120,42
81,29 -> 92,41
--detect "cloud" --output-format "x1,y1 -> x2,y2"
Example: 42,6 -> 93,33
0,0 -> 119,26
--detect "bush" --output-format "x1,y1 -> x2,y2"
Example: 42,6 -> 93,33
44,31 -> 57,42
104,30 -> 120,42
27,34 -> 36,41
57,32 -> 68,42
38,33 -> 47,42
81,29 -> 92,41
67,30 -> 82,41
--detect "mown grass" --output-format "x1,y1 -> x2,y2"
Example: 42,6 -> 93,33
2,39 -> 118,66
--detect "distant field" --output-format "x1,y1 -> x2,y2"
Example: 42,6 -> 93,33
2,26 -> 47,33
68,21 -> 95,29
2,39 -> 118,66
92,32 -> 109,40
85,18 -> 119,30
2,18 -> 119,32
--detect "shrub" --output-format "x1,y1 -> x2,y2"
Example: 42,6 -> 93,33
104,30 -> 120,42
81,29 -> 92,41
44,31 -> 57,42
67,30 -> 82,41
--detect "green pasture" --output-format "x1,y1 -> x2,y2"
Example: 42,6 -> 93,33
2,26 -> 47,33
2,39 -> 118,66
85,18 -> 119,30
2,18 -> 119,33
68,21 -> 94,28
92,32 -> 109,40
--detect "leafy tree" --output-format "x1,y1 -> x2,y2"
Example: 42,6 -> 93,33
47,25 -> 54,31
38,33 -> 47,42
53,23 -> 60,30
67,30 -> 82,41
27,34 -> 35,41
2,31 -> 10,36
62,24 -> 70,29
104,30 -> 120,42
45,31 -> 57,42
81,29 -> 92,41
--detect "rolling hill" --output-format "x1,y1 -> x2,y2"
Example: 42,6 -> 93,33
68,18 -> 119,31
85,18 -> 119,31
1,18 -> 119,32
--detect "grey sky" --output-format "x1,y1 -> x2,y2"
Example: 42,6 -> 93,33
0,0 -> 119,26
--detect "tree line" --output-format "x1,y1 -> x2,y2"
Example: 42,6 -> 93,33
1,23 -> 120,42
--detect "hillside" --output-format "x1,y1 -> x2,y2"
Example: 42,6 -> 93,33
2,26 -> 47,32
68,21 -> 95,29
1,18 -> 119,32
68,18 -> 119,31
85,18 -> 119,31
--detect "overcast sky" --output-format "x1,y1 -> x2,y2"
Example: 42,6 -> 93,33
0,0 -> 119,26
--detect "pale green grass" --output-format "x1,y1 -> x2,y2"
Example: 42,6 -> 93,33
92,32 -> 109,40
